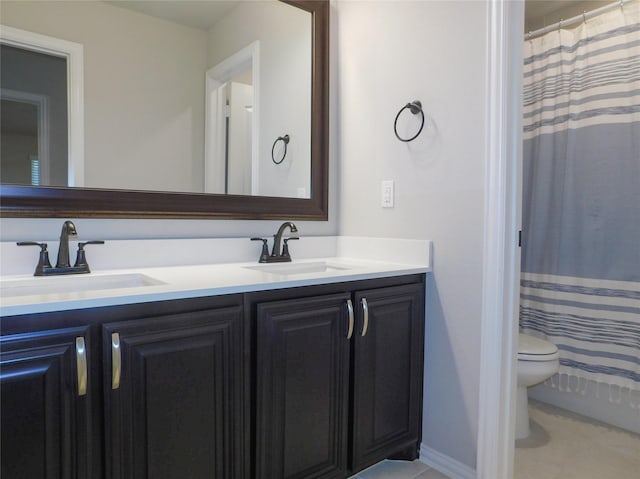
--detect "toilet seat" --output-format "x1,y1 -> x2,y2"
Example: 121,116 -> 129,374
518,333 -> 559,361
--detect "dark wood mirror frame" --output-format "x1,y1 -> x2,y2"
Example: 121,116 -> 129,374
0,0 -> 328,220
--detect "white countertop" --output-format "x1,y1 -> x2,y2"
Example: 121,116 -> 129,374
0,237 -> 432,317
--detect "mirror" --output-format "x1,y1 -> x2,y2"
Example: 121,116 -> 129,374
0,0 -> 328,219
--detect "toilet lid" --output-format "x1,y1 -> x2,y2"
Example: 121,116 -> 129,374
518,333 -> 559,359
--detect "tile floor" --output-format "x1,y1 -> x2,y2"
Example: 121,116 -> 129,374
515,399 -> 640,479
351,399 -> 640,479
348,460 -> 450,479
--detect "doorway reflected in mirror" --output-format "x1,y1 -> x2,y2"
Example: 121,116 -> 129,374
1,44 -> 68,187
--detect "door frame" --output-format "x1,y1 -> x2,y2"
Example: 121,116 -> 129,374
0,25 -> 84,187
476,1 -> 523,478
204,41 -> 260,194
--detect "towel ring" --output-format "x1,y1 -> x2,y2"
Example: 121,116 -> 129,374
394,101 -> 424,142
272,134 -> 290,164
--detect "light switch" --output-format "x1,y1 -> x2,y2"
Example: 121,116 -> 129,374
381,180 -> 394,208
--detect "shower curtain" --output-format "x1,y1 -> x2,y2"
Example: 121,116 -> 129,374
520,2 -> 640,401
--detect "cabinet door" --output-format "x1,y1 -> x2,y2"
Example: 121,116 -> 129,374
103,305 -> 243,479
351,284 -> 425,471
256,294 -> 351,479
0,326 -> 91,479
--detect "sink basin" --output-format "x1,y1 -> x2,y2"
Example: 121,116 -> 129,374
244,261 -> 352,276
0,273 -> 165,298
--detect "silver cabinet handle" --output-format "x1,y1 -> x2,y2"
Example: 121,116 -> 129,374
111,333 -> 121,390
346,299 -> 354,339
361,298 -> 369,337
75,337 -> 87,396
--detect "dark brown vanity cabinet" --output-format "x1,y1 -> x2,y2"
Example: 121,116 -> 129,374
0,326 -> 92,479
255,293 -> 352,478
0,295 -> 245,479
0,274 -> 425,479
102,305 -> 244,479
350,285 -> 425,471
252,278 -> 425,479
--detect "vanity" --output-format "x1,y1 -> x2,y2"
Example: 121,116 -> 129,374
0,237 -> 431,479
2,2 -> 429,477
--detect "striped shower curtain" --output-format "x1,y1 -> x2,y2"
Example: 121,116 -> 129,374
520,2 -> 640,400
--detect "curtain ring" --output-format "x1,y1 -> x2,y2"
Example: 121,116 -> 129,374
394,100 -> 425,142
271,134 -> 290,164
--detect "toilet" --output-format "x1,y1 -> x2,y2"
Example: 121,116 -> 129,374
516,333 -> 559,439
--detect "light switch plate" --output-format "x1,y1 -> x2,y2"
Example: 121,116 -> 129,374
381,180 -> 394,208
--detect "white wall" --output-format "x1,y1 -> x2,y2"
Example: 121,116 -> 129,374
335,0 -> 488,470
1,0 -> 207,193
525,0 -> 611,32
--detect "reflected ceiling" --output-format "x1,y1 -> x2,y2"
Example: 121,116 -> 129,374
107,0 -> 238,29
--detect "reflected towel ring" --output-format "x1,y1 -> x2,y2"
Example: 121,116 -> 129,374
272,134 -> 290,164
394,101 -> 424,142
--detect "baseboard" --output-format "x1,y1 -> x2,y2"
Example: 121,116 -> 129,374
419,444 -> 477,479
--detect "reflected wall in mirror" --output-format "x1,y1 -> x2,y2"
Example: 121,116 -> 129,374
0,0 -> 311,199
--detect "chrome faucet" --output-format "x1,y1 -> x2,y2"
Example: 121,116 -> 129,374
56,220 -> 78,268
251,221 -> 299,263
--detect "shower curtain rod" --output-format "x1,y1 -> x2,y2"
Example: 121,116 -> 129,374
525,0 -> 636,40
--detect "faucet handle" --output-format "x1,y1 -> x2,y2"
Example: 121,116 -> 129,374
74,240 -> 105,269
17,241 -> 47,248
17,241 -> 53,275
282,237 -> 299,258
250,237 -> 270,263
77,240 -> 105,247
